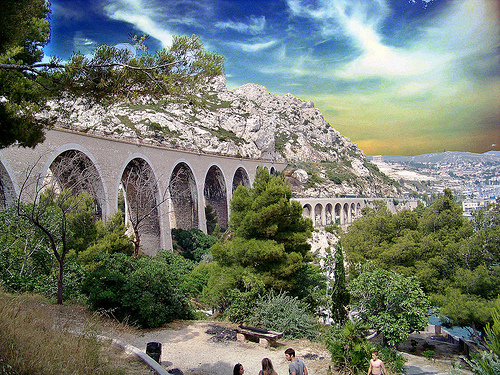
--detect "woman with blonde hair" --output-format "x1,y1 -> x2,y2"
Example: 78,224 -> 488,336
259,358 -> 277,375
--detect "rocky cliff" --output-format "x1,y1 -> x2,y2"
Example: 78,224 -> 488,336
51,76 -> 400,198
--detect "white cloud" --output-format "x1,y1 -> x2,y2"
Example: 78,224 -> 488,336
103,0 -> 175,47
226,40 -> 277,53
215,16 -> 266,35
73,32 -> 98,55
258,46 -> 318,78
286,0 -> 499,81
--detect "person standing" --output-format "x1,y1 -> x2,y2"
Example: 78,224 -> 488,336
285,348 -> 308,375
367,351 -> 387,375
259,358 -> 277,375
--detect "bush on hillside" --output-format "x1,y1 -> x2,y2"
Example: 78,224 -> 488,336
171,228 -> 218,262
248,290 -> 317,340
224,274 -> 266,323
324,320 -> 405,375
82,253 -> 193,328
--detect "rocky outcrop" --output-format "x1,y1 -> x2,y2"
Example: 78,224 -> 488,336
50,76 -> 400,197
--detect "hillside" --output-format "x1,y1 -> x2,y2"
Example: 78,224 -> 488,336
50,76 -> 400,198
371,151 -> 500,169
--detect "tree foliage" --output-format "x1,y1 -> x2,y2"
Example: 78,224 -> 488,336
464,302 -> 500,375
75,211 -> 133,264
324,243 -> 349,325
248,290 -> 317,340
171,227 -> 218,262
349,267 -> 431,346
0,0 -> 52,148
211,167 -> 313,291
0,1 -> 224,149
17,188 -> 96,304
343,190 -> 500,332
83,252 -> 193,328
0,206 -> 53,294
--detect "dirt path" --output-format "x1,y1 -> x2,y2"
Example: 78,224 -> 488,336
112,320 -> 332,375
110,321 -> 474,375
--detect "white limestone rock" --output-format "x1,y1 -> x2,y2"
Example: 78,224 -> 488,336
292,169 -> 309,183
48,75 -> 399,197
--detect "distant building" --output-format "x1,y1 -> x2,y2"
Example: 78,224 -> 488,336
463,200 -> 485,218
372,155 -> 383,163
462,198 -> 497,218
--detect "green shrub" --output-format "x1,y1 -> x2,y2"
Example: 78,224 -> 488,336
324,320 -> 372,375
376,346 -> 406,374
183,262 -> 213,299
249,290 -> 317,340
422,350 -> 435,360
324,320 -> 406,375
171,228 -> 218,262
224,274 -> 266,323
82,253 -> 193,328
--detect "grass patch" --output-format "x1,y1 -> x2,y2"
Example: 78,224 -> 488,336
202,94 -> 233,111
115,115 -> 143,138
275,131 -> 299,153
200,126 -> 247,145
0,291 -> 151,375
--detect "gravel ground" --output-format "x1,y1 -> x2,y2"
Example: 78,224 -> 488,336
112,320 -> 332,375
110,320 -> 475,375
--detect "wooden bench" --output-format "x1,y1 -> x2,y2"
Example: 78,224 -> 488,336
235,325 -> 283,347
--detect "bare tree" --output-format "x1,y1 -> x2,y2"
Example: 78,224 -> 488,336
121,159 -> 200,256
121,159 -> 167,257
16,152 -> 100,304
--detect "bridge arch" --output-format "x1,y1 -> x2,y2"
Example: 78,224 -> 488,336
168,161 -> 199,231
119,156 -> 162,255
42,143 -> 108,218
303,204 -> 312,220
325,203 -> 333,225
343,203 -> 349,224
232,166 -> 250,191
314,203 -> 323,227
350,203 -> 356,223
204,164 -> 228,231
0,156 -> 18,210
334,203 -> 341,224
45,148 -> 107,220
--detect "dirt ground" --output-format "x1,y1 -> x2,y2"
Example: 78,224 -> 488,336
45,303 -> 471,375
112,320 -> 332,375
110,321 -> 472,375
395,330 -> 472,374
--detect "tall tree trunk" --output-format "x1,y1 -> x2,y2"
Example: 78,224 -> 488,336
57,258 -> 64,304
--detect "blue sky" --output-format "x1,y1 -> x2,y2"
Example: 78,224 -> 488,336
44,0 -> 500,156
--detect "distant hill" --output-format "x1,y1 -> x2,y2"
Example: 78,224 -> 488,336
368,151 -> 500,168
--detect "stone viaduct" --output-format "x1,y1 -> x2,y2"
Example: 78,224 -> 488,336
296,197 -> 403,229
0,129 -> 285,254
0,129 -> 406,255
297,197 -> 365,227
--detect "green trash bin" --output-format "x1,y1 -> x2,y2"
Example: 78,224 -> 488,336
146,342 -> 162,363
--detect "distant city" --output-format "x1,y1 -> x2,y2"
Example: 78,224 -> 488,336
368,151 -> 500,218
